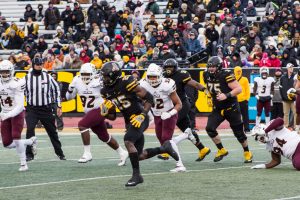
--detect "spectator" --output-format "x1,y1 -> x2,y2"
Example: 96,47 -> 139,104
71,54 -> 82,69
145,0 -> 160,15
183,21 -> 198,40
207,0 -> 219,12
172,38 -> 187,59
90,51 -> 102,69
245,0 -> 257,16
163,14 -> 174,31
192,17 -> 203,32
166,0 -> 180,10
259,52 -> 271,67
220,16 -> 237,49
280,63 -> 297,128
0,17 -> 9,36
178,3 -> 192,22
246,29 -> 261,51
72,2 -> 85,33
6,30 -> 23,49
21,4 -> 37,22
36,35 -> 48,53
126,0 -> 137,12
62,54 -> 73,69
37,4 -> 45,22
88,1 -> 103,27
185,32 -> 202,55
232,9 -> 247,33
271,69 -> 284,120
79,50 -> 90,64
268,52 -> 281,67
61,4 -> 73,33
291,31 -> 300,48
107,6 -> 119,38
44,2 -> 60,30
160,44 -> 176,60
23,17 -> 39,39
205,22 -> 219,56
193,2 -> 207,22
239,46 -> 249,61
144,14 -> 158,32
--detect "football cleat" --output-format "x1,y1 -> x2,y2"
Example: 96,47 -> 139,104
125,174 -> 144,187
162,140 -> 179,161
157,153 -> 170,160
19,164 -> 28,172
195,147 -> 211,161
244,151 -> 253,163
170,165 -> 186,173
30,136 -> 37,156
214,148 -> 229,162
78,153 -> 92,163
118,151 -> 129,166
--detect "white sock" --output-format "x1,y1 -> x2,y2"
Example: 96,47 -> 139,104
6,141 -> 16,149
256,116 -> 261,126
265,116 -> 270,124
14,140 -> 27,166
83,145 -> 91,155
23,138 -> 34,146
172,128 -> 192,144
116,146 -> 126,155
170,139 -> 184,167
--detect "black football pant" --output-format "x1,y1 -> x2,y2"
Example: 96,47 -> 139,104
176,99 -> 192,132
239,100 -> 250,132
25,105 -> 64,158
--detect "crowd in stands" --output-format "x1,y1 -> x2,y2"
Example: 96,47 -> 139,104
0,0 -> 299,70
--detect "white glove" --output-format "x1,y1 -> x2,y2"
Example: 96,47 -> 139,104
0,112 -> 10,121
251,164 -> 266,169
161,112 -> 172,120
161,109 -> 177,120
255,95 -> 260,100
270,94 -> 273,99
287,88 -> 296,95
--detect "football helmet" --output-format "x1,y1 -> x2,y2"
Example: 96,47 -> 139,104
207,56 -> 223,78
163,58 -> 178,76
79,63 -> 96,84
146,63 -> 163,87
100,61 -> 122,87
0,60 -> 14,82
259,67 -> 269,79
251,124 -> 268,143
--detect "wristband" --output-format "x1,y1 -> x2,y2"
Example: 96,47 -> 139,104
225,92 -> 232,98
169,109 -> 178,116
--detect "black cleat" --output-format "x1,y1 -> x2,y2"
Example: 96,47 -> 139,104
162,140 -> 179,161
125,174 -> 144,187
26,156 -> 34,162
58,155 -> 66,160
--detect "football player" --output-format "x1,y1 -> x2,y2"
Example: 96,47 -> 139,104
287,67 -> 300,133
100,61 -> 179,187
140,63 -> 185,172
203,56 -> 252,163
0,60 -> 37,171
253,67 -> 275,125
251,118 -> 300,170
163,58 -> 211,162
66,63 -> 128,165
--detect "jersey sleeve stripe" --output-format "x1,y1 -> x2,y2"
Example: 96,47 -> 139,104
126,80 -> 137,89
182,77 -> 192,83
127,83 -> 139,91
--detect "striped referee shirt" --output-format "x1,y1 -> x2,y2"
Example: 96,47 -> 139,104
24,70 -> 61,107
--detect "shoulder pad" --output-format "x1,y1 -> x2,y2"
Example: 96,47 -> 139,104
162,78 -> 176,92
10,77 -> 25,89
179,70 -> 192,83
223,70 -> 235,83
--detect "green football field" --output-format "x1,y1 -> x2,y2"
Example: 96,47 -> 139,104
0,131 -> 299,200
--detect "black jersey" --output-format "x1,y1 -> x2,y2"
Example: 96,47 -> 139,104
101,75 -> 144,124
164,70 -> 192,101
203,70 -> 238,110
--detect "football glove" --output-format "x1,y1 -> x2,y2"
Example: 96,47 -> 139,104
255,95 -> 260,100
100,100 -> 114,117
130,113 -> 146,128
161,109 -> 177,120
251,164 -> 266,169
287,88 -> 297,100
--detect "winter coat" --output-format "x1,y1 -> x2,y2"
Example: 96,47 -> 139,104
44,7 -> 60,26
259,53 -> 272,67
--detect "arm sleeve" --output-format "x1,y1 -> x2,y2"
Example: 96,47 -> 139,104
66,79 -> 77,100
5,87 -> 24,118
50,75 -> 61,107
224,71 -> 236,83
181,71 -> 192,85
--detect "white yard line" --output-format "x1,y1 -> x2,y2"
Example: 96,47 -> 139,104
271,196 -> 300,200
0,165 -> 251,190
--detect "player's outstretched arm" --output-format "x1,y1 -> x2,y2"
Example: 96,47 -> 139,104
186,79 -> 207,92
252,152 -> 281,169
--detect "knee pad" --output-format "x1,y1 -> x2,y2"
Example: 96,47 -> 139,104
206,126 -> 218,138
231,123 -> 247,143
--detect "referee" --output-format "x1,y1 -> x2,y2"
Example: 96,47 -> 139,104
24,57 -> 65,161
